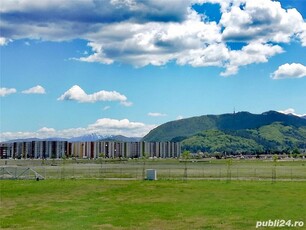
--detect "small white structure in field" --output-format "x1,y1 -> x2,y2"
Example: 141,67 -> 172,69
146,169 -> 157,180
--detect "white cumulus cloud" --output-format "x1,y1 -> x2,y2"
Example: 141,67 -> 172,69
0,118 -> 156,142
0,37 -> 11,46
0,87 -> 17,97
221,42 -> 283,76
38,127 -> 56,133
57,85 -> 132,106
220,0 -> 305,44
89,118 -> 145,129
271,63 -> 306,79
278,108 -> 306,117
22,85 -> 46,94
1,0 -> 306,76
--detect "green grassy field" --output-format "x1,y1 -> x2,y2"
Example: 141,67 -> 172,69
1,180 -> 305,229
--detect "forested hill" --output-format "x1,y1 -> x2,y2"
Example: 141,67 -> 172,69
142,111 -> 306,142
181,123 -> 306,153
142,111 -> 306,153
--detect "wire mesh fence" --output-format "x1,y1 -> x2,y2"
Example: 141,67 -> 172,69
1,158 -> 306,181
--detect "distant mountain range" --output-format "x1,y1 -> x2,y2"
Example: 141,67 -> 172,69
4,134 -> 142,143
143,111 -> 306,153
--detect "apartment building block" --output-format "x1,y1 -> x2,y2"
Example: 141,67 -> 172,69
0,141 -> 181,159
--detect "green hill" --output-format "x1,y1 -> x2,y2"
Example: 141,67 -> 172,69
181,129 -> 263,153
181,123 -> 306,153
143,111 -> 306,153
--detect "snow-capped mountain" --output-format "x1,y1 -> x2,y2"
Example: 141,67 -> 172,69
68,133 -> 111,142
70,134 -> 141,142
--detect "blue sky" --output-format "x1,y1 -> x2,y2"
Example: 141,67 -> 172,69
0,0 -> 306,141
